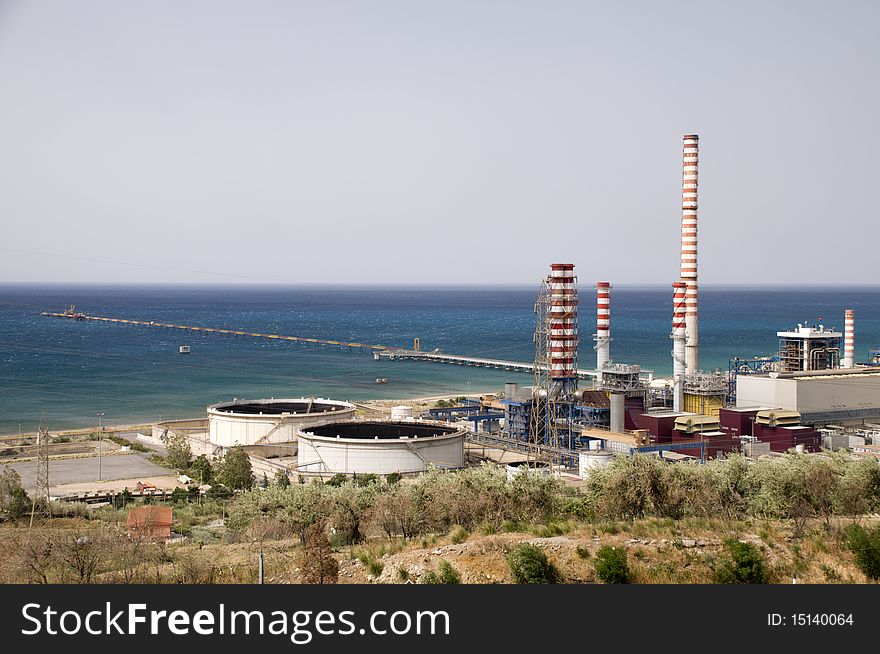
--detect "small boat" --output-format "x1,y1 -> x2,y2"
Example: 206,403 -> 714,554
179,345 -> 191,354
375,377 -> 388,384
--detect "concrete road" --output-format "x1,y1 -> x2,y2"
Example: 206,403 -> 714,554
5,454 -> 173,492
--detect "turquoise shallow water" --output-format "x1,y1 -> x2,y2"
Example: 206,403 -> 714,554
1,284 -> 879,433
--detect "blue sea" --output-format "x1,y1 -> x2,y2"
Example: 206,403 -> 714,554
1,284 -> 879,434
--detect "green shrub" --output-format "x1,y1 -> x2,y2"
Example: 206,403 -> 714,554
207,484 -> 233,500
367,560 -> 384,577
326,474 -> 348,487
170,487 -> 190,504
0,468 -> 30,521
713,540 -> 769,584
189,455 -> 214,485
449,525 -> 468,544
422,560 -> 461,584
216,447 -> 253,490
386,472 -> 403,486
843,524 -> 880,580
507,543 -> 561,584
274,469 -> 291,488
594,545 -> 630,584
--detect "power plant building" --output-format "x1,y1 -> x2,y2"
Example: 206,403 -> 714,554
736,368 -> 880,425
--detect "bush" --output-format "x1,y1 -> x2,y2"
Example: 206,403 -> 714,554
216,447 -> 253,491
0,469 -> 30,521
713,540 -> 770,584
326,474 -> 348,488
507,543 -> 561,584
386,472 -> 403,485
843,524 -> 880,580
169,487 -> 190,504
422,560 -> 461,584
594,545 -> 630,584
449,525 -> 468,544
207,484 -> 233,500
165,431 -> 193,471
274,469 -> 291,488
299,521 -> 339,584
188,455 -> 214,485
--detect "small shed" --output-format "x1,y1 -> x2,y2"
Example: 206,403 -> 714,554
126,506 -> 173,541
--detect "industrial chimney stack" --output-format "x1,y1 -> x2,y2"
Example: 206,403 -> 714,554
843,309 -> 855,368
595,281 -> 611,377
671,282 -> 687,412
548,263 -> 578,380
680,134 -> 700,374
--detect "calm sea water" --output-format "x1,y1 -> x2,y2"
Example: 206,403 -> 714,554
1,284 -> 879,433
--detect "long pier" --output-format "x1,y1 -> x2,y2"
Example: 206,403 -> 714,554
377,350 -> 598,379
40,309 -> 599,378
40,311 -> 389,351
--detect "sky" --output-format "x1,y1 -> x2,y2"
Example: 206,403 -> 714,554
0,0 -> 877,285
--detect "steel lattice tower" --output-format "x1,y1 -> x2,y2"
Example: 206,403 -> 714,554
530,264 -> 579,467
29,417 -> 52,526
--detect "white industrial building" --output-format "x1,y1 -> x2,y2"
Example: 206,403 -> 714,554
207,398 -> 355,447
736,368 -> 880,425
297,420 -> 465,476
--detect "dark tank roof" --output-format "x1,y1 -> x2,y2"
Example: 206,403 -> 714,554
307,421 -> 458,440
213,400 -> 344,416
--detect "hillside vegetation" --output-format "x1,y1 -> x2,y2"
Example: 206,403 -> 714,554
1,452 -> 879,584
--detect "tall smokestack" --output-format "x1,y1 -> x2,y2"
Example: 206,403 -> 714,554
672,282 -> 687,412
548,263 -> 578,380
680,134 -> 699,374
843,309 -> 855,368
595,281 -> 611,376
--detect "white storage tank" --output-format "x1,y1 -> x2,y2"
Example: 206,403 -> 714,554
390,405 -> 414,420
505,460 -> 551,481
297,420 -> 465,476
578,450 -> 614,478
207,398 -> 355,447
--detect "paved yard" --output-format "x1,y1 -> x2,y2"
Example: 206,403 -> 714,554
5,454 -> 173,492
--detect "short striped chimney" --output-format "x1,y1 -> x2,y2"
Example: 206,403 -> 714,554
671,282 -> 687,412
680,134 -> 699,374
595,282 -> 611,375
843,309 -> 855,368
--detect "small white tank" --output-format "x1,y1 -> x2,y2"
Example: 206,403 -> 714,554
506,461 -> 551,481
579,450 -> 614,478
390,405 -> 414,420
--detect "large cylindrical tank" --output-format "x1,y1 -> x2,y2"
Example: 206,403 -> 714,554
297,420 -> 465,476
207,398 -> 355,447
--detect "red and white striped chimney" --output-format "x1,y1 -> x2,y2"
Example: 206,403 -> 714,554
843,309 -> 855,368
672,282 -> 687,412
680,134 -> 699,374
595,281 -> 611,375
548,263 -> 578,379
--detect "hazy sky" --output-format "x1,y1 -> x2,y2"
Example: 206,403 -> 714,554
1,1 -> 877,284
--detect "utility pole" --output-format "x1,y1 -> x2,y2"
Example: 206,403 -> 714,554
97,412 -> 105,482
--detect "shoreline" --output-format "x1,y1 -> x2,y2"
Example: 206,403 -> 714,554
1,378 -> 677,439
0,389 -> 493,439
